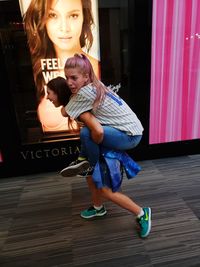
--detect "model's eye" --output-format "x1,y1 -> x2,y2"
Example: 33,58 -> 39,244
48,12 -> 57,19
69,13 -> 79,20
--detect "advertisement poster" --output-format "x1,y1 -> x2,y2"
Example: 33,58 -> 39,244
19,0 -> 100,133
150,0 -> 200,144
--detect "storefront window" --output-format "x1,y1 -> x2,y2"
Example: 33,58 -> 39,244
1,0 -> 129,144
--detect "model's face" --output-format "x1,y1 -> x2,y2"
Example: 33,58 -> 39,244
46,87 -> 60,107
65,68 -> 89,94
46,0 -> 84,52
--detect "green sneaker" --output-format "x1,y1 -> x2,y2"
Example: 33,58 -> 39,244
80,205 -> 107,219
137,207 -> 151,238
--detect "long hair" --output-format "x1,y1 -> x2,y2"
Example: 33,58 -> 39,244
47,76 -> 71,106
64,54 -> 109,109
47,76 -> 78,130
23,0 -> 94,103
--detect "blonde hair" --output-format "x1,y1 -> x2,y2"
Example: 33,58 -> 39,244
64,54 -> 109,109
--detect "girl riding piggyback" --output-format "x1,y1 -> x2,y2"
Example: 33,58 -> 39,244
60,54 -> 151,239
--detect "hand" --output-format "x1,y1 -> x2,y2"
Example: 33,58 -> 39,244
79,112 -> 104,144
61,106 -> 68,117
91,129 -> 104,144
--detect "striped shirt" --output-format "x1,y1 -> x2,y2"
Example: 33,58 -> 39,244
65,84 -> 144,136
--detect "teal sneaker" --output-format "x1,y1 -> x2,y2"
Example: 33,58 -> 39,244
80,205 -> 107,219
137,207 -> 151,238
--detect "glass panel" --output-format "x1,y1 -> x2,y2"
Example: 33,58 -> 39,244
1,0 -> 129,144
98,0 -> 129,100
149,0 -> 200,144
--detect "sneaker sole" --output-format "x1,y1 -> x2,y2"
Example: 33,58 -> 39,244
141,207 -> 151,238
60,161 -> 90,177
77,173 -> 91,178
80,210 -> 107,219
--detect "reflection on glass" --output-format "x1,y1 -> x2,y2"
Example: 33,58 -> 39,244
0,150 -> 3,163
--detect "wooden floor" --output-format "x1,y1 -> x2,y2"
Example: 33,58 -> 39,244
0,154 -> 200,267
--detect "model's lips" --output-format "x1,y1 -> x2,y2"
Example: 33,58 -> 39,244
58,37 -> 72,41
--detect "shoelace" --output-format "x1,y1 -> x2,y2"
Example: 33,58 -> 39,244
69,159 -> 80,166
80,167 -> 94,176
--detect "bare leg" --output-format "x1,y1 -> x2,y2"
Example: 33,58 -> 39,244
86,176 -> 142,216
86,176 -> 103,207
85,176 -> 151,238
100,187 -> 142,216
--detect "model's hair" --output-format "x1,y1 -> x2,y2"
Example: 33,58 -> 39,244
23,0 -> 94,103
47,76 -> 71,106
64,54 -> 109,109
